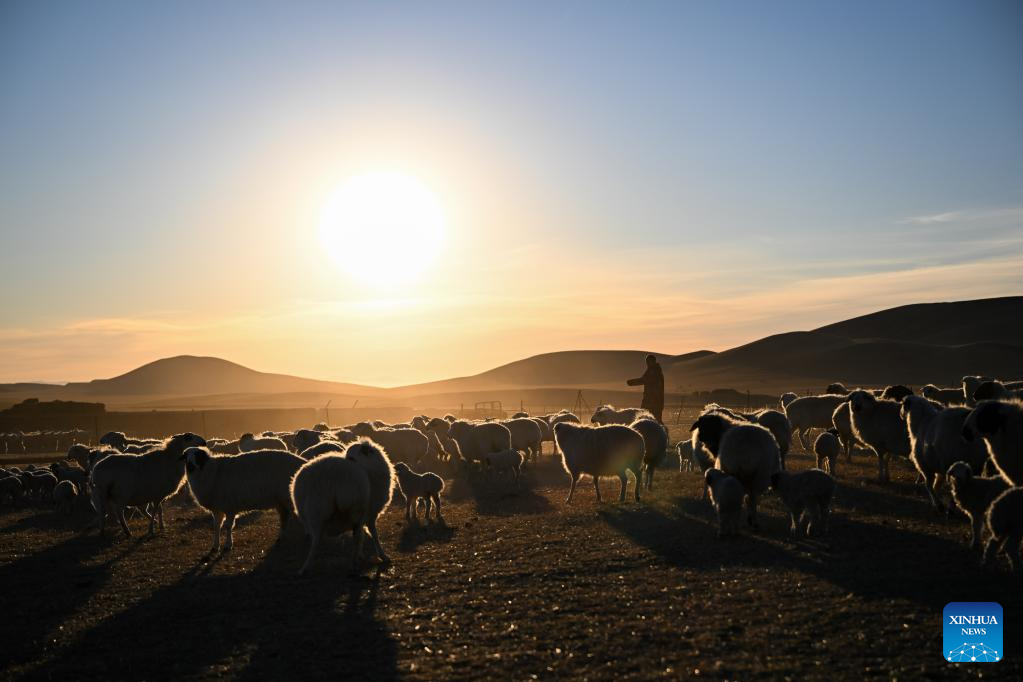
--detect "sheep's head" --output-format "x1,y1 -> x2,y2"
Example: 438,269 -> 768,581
946,461 -> 972,483
780,392 -> 798,408
168,432 -> 207,455
426,417 -> 450,435
99,431 -> 127,450
880,384 -> 913,402
826,383 -> 848,395
962,401 -> 1006,442
846,390 -> 875,414
313,422 -> 330,432
239,432 -> 255,442
66,443 -> 89,462
973,381 -> 1006,402
704,468 -> 728,487
350,422 -> 375,437
181,446 -> 212,473
689,414 -> 730,456
393,461 -> 411,474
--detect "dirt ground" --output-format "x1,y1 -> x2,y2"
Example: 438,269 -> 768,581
2,428 -> 1021,681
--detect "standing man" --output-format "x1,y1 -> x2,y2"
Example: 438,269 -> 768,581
627,354 -> 665,423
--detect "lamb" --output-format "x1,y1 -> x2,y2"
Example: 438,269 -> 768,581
630,417 -> 668,490
238,432 -> 288,453
53,480 -> 78,515
813,429 -> 841,475
704,469 -> 744,537
482,448 -> 524,485
678,438 -> 714,475
290,439 -> 395,575
349,422 -> 429,464
554,422 -> 643,504
780,392 -> 798,409
182,446 -> 305,553
89,432 -> 207,537
901,396 -> 989,510
962,400 -> 1023,486
784,394 -> 847,450
769,469 -> 836,536
393,462 -> 444,523
690,413 -> 780,529
0,475 -> 24,504
501,417 -> 543,461
447,420 -> 512,465
945,461 -> 1010,550
920,384 -> 966,406
300,440 -> 346,460
846,390 -> 910,482
590,405 -> 654,425
982,487 -> 1023,572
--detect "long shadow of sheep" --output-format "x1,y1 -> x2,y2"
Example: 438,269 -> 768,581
395,519 -> 456,554
15,540 -> 398,681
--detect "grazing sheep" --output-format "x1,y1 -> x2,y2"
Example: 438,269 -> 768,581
769,469 -> 836,536
89,432 -> 207,537
846,390 -> 910,482
901,396 -> 988,510
238,432 -> 288,453
393,462 -> 444,523
300,440 -> 346,460
982,487 -> 1023,572
946,461 -> 1010,550
704,469 -> 744,537
630,417 -> 668,490
448,420 -> 512,465
482,448 -> 524,485
0,475 -> 24,504
879,384 -> 913,402
502,417 -> 543,461
590,405 -> 654,425
554,422 -> 643,504
780,392 -> 798,409
349,422 -> 429,464
813,429 -> 841,475
921,384 -> 966,406
784,394 -> 847,450
53,480 -> 78,514
291,440 -> 395,575
182,446 -> 304,553
690,413 -> 780,529
962,400 -> 1023,486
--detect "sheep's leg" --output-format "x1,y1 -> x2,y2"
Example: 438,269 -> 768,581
982,535 -> 1004,566
565,474 -> 579,504
423,495 -> 433,522
117,507 -> 132,538
616,473 -> 627,503
367,519 -> 390,565
876,452 -> 887,482
210,511 -> 225,552
405,498 -> 413,522
796,428 -> 809,451
747,493 -> 760,531
432,493 -> 443,523
969,515 -> 982,550
223,513 -> 237,551
299,527 -> 322,576
593,476 -> 603,503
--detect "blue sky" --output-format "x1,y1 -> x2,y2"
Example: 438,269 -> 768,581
1,1 -> 1021,384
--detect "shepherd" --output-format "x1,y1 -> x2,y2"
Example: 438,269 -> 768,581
627,354 -> 665,423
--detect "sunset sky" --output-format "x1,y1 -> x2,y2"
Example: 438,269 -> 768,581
1,1 -> 1021,386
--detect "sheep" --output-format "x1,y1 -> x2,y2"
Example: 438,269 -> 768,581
211,439 -> 241,454
690,413 -> 780,529
973,380 -> 1023,402
21,471 -> 57,500
501,417 -> 543,461
946,461 -> 1010,550
751,409 -> 791,470
921,384 -> 966,406
962,400 -> 1023,486
963,376 -> 995,406
780,392 -> 798,409
182,446 -> 305,553
290,439 -> 395,575
813,429 -> 841,475
769,469 -> 836,536
546,411 -> 581,454
89,432 -> 207,537
293,429 -> 327,455
590,405 -> 653,425
678,438 -> 714,475
825,382 -> 850,395
831,401 -> 863,463
630,417 -> 668,491
482,448 -> 524,485
447,420 -> 511,465
879,384 -> 913,402
846,390 -> 910,482
393,462 -> 444,523
300,440 -> 346,460
554,422 -> 643,504
349,422 -> 429,464
512,411 -> 529,418
443,414 -> 457,423
982,487 -> 1023,571
704,469 -> 745,537
49,461 -> 87,491
0,476 -> 24,504
53,480 -> 78,515
238,432 -> 288,453
900,396 -> 989,510
99,431 -> 159,452
531,417 -> 553,455
784,394 -> 847,450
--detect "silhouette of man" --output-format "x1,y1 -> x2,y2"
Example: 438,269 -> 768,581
627,354 -> 664,423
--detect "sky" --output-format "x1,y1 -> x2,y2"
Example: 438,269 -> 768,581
1,1 -> 1021,386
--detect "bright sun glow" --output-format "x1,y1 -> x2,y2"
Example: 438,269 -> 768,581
319,171 -> 446,285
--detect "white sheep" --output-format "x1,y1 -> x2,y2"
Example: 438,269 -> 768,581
769,468 -> 836,536
813,430 -> 841,476
784,394 -> 847,450
482,448 -> 524,485
53,480 -> 78,515
704,468 -> 744,537
501,418 -> 543,461
393,462 -> 444,523
448,420 -> 512,465
554,421 -> 643,504
946,461 -> 1010,550
290,439 -> 395,574
920,384 -> 966,406
690,413 -> 779,530
182,446 -> 305,553
962,400 -> 1023,486
349,422 -> 429,464
846,390 -> 910,482
982,487 -> 1023,572
630,417 -> 668,490
238,432 -> 288,453
545,411 -> 581,454
590,405 -> 653,425
89,432 -> 206,537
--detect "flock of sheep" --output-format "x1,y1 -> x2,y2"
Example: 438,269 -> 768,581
1,375 -> 1022,575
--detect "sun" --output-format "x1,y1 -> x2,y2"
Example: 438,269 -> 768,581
318,171 -> 446,285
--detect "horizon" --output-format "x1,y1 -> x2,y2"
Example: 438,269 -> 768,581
2,1 -> 1022,385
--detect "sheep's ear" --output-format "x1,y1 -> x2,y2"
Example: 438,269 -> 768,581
975,403 -> 1005,434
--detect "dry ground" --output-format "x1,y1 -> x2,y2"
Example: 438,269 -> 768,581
2,427 -> 1021,681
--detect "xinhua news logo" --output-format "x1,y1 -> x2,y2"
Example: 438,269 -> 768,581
944,602 -> 1003,663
